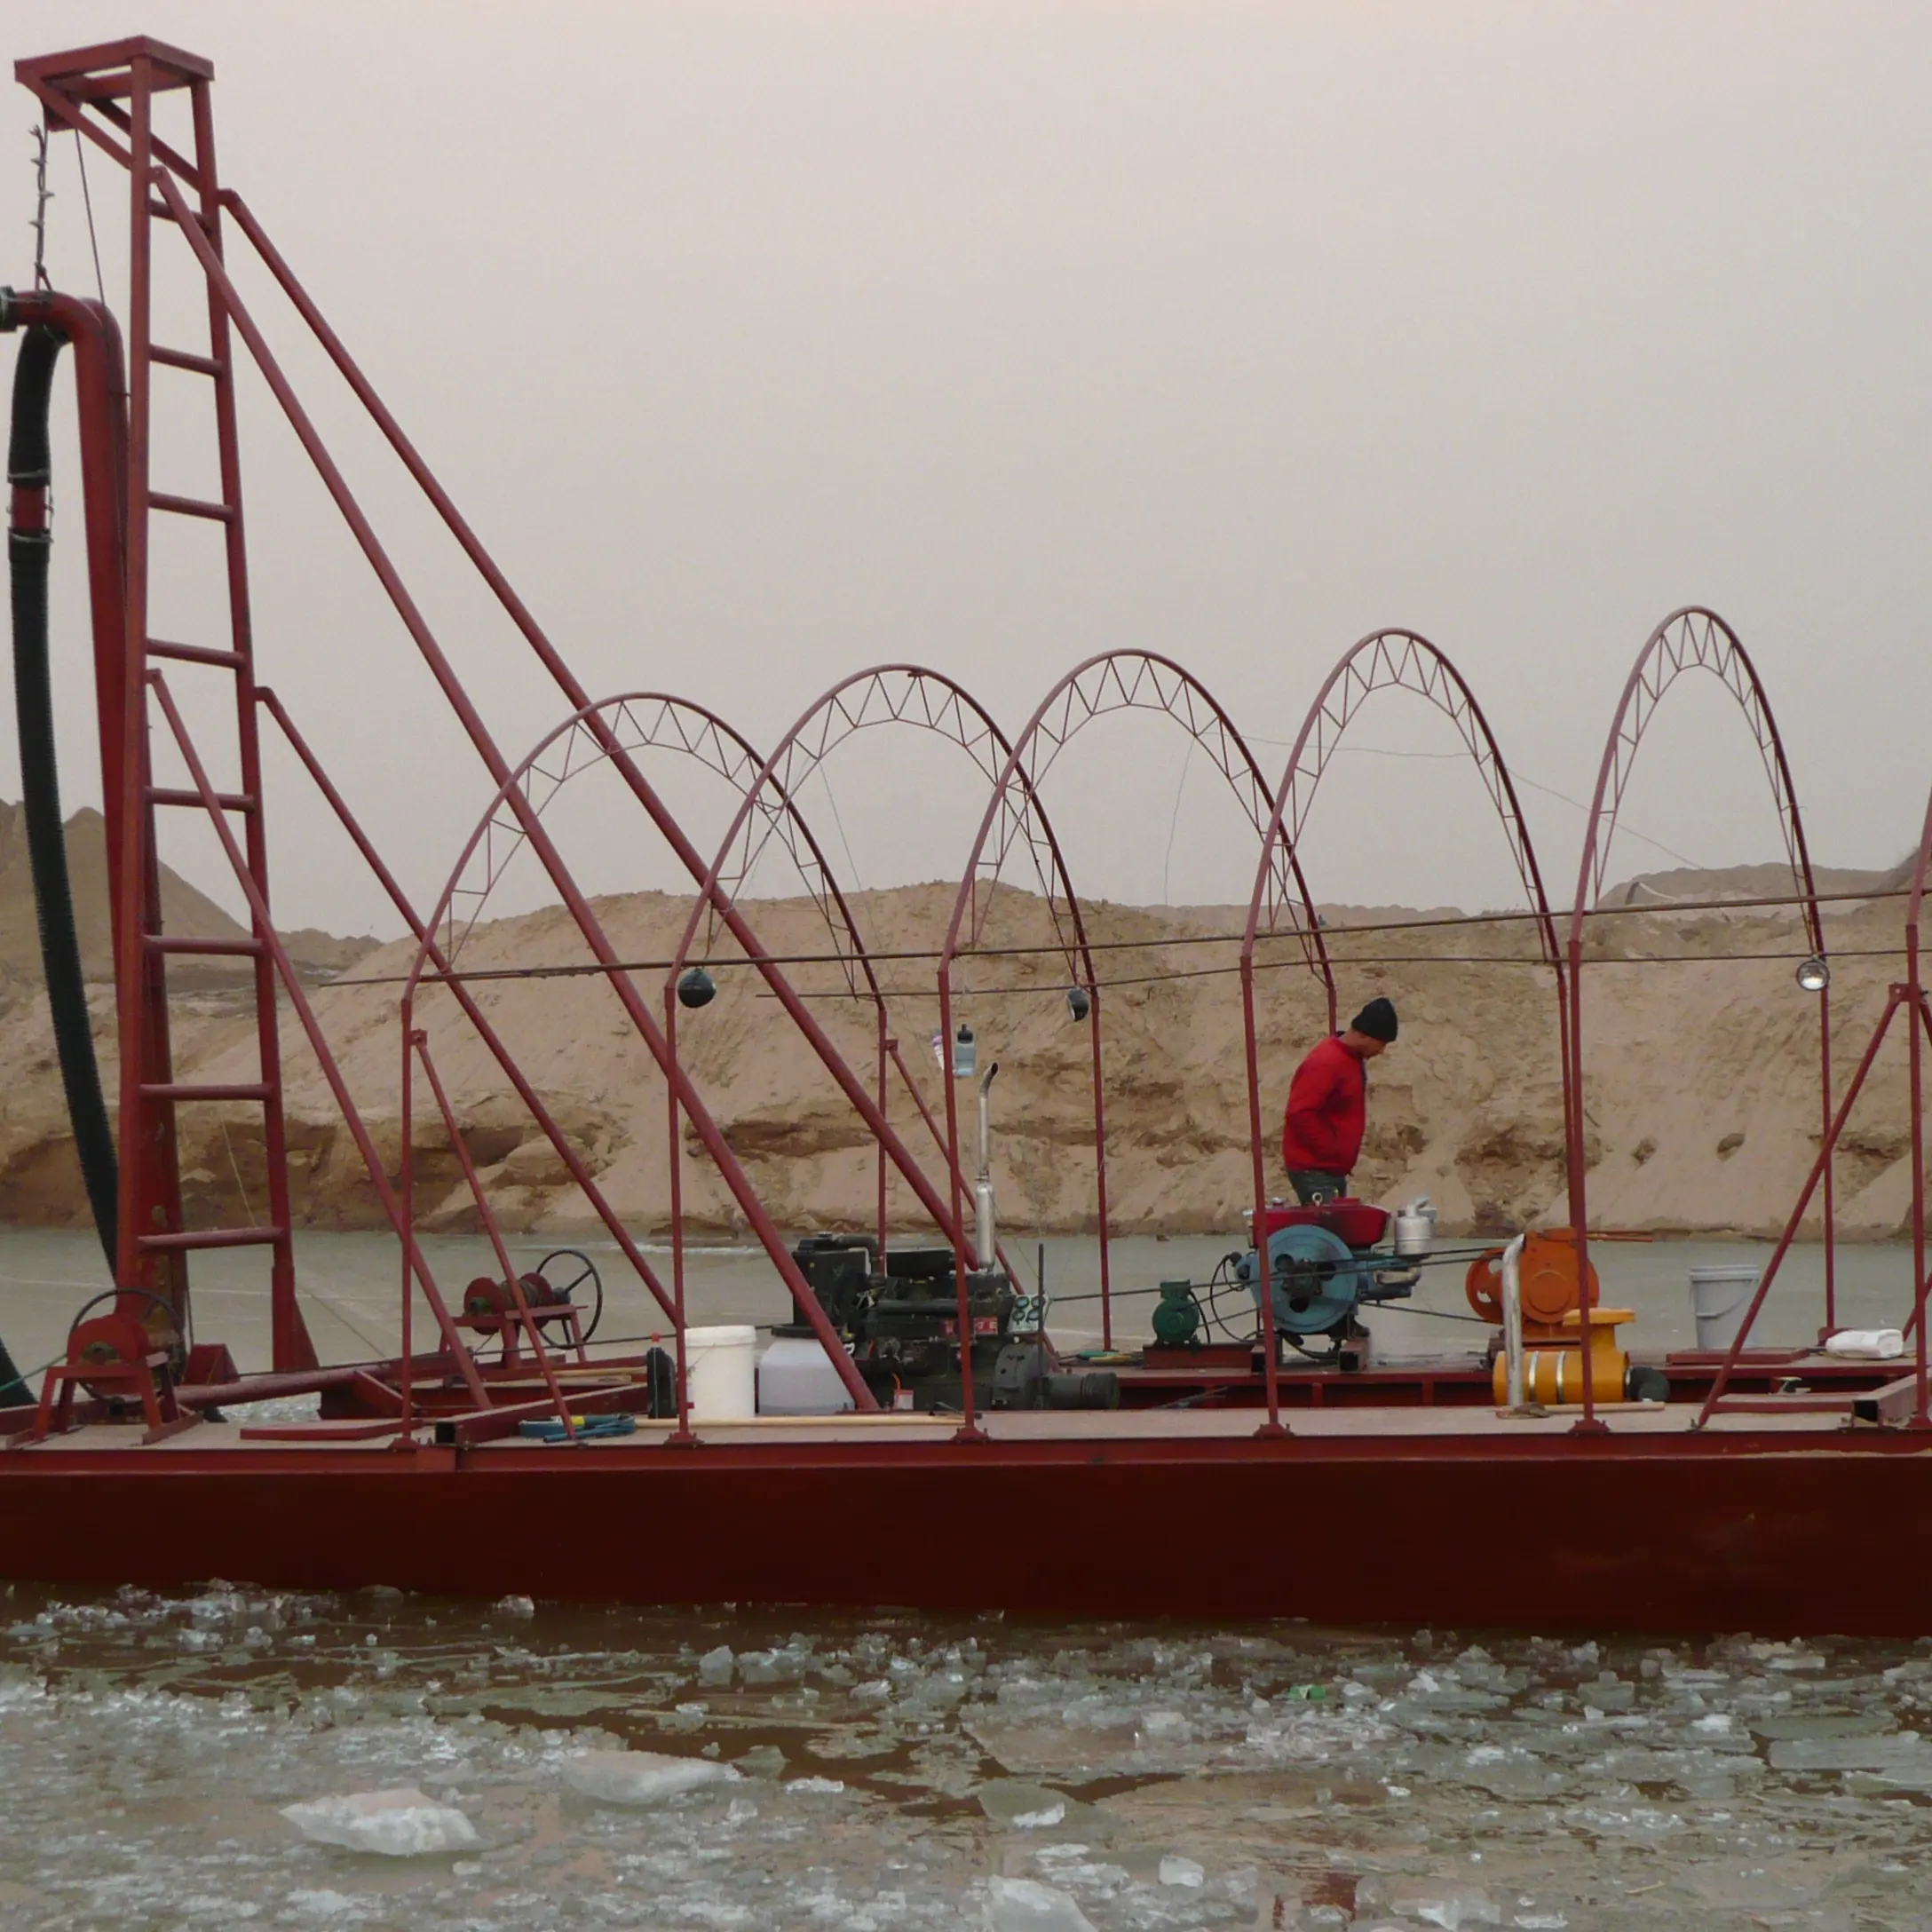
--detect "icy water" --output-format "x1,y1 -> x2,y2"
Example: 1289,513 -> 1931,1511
2,1231 -> 1930,1928
2,1590 -> 1931,1929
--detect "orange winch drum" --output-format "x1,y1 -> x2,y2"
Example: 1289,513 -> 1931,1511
1467,1228 -> 1600,1329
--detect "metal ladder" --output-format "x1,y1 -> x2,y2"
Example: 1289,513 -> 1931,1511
26,40 -> 316,1369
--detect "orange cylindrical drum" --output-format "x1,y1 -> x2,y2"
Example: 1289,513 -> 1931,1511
1493,1342 -> 1627,1406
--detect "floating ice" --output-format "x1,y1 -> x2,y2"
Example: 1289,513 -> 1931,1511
978,1778 -> 1070,1828
740,1642 -> 812,1683
786,1776 -> 846,1793
492,1594 -> 534,1619
561,1747 -> 740,1804
1392,1891 -> 1500,1929
280,1787 -> 480,1857
1158,1855 -> 1204,1887
284,1890 -> 363,1919
697,1643 -> 735,1686
1767,1731 -> 1926,1771
984,1876 -> 1098,1931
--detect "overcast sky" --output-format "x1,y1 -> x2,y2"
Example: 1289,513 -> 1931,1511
4,1 -> 1929,935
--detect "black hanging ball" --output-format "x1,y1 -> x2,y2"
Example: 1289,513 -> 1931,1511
1066,985 -> 1091,1022
677,966 -> 717,1010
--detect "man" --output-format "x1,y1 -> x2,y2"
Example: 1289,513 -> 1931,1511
1280,996 -> 1398,1205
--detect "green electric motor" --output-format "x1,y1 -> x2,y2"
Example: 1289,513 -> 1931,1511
1151,1280 -> 1202,1349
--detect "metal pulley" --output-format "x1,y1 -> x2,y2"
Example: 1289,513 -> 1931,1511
1239,1222 -> 1373,1336
1466,1229 -> 1598,1330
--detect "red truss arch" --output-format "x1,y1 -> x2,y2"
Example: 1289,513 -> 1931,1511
402,691 -> 895,1419
1569,607 -> 1824,957
1237,629 -> 1565,1433
671,664 -> 1093,987
940,651 -> 1333,1374
1564,608 -> 1831,1429
1250,629 -> 1561,968
429,691 -> 889,1008
655,667 -> 1087,1288
947,652 -> 1329,981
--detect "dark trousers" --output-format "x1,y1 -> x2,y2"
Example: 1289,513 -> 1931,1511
1287,1168 -> 1349,1206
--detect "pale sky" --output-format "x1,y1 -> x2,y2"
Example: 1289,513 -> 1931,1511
5,1 -> 1928,935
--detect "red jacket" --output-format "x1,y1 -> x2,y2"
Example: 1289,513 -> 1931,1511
1281,1033 -> 1367,1175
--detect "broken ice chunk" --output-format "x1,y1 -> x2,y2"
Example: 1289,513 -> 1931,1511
1767,1732 -> 1927,1772
561,1748 -> 741,1805
978,1778 -> 1070,1828
1159,1856 -> 1205,1887
984,1876 -> 1098,1931
697,1643 -> 735,1686
280,1787 -> 480,1857
1391,1893 -> 1500,1930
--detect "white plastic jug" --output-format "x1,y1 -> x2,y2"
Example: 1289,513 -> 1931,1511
1823,1328 -> 1904,1361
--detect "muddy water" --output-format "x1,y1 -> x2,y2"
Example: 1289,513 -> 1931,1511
0,1590 -> 1928,1929
1,1232 -> 1929,1928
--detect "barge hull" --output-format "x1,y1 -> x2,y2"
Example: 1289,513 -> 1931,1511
2,1421 -> 1923,1636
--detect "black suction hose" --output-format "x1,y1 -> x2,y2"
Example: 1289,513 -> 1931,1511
9,323 -> 119,1268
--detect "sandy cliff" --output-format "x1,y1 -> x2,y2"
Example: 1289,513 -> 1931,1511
0,827 -> 1921,1241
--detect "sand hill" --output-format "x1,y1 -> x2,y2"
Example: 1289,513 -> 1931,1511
0,802 -> 248,1000
0,803 -> 379,995
0,809 -> 1922,1243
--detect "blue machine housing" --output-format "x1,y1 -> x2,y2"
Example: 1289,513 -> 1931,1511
1236,1221 -> 1381,1335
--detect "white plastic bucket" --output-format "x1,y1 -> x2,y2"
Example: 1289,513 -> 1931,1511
1689,1265 -> 1761,1351
757,1335 -> 857,1416
682,1325 -> 757,1420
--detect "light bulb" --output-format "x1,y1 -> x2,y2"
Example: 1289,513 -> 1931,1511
1794,955 -> 1829,994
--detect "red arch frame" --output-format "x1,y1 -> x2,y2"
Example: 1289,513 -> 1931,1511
401,691 -> 891,1420
1566,608 -> 1828,1429
664,666 -> 1100,1287
1239,629 -> 1565,1430
940,651 -> 1334,1399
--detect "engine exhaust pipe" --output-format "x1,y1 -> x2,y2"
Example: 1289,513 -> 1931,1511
974,1062 -> 1001,1271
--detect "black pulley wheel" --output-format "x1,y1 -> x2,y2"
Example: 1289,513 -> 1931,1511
534,1248 -> 604,1344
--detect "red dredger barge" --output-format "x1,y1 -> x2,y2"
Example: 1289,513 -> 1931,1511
8,36 -> 1932,1637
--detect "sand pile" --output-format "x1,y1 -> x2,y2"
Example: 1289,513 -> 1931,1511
0,827 -> 1921,1239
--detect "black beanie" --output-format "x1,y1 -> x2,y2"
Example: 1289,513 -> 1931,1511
1350,996 -> 1398,1042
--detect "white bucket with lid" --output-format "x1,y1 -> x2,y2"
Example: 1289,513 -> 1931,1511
1689,1265 -> 1761,1351
682,1325 -> 757,1420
